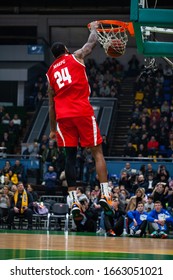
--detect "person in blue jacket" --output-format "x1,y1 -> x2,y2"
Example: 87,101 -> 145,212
127,201 -> 148,237
147,200 -> 173,238
43,165 -> 57,195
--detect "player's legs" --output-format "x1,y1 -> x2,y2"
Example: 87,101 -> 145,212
75,116 -> 113,212
90,144 -> 113,214
65,147 -> 77,191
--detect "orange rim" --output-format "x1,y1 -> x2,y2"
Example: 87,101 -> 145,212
88,20 -> 134,36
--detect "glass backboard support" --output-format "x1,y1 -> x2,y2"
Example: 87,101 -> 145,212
130,0 -> 173,57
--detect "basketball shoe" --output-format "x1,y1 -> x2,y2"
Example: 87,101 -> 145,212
158,231 -> 168,239
150,230 -> 159,238
99,183 -> 114,216
107,229 -> 116,237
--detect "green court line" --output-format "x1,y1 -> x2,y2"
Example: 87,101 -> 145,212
1,248 -> 173,260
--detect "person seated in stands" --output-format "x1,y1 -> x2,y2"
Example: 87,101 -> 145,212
1,113 -> 11,125
124,142 -> 137,157
156,164 -> 170,182
6,170 -> 18,186
147,200 -> 173,238
118,171 -> 133,195
145,173 -> 157,194
127,122 -> 140,144
151,182 -> 169,209
43,165 -> 58,195
144,163 -> 157,180
8,120 -> 20,140
41,140 -> 59,175
0,133 -> 14,154
144,195 -> 154,213
126,188 -> 146,212
11,159 -> 25,182
165,188 -> 173,216
147,135 -> 159,156
8,182 -> 33,230
0,144 -> 7,159
127,201 -> 148,237
132,174 -> 148,193
148,123 -> 160,141
150,107 -> 161,123
127,54 -> 140,76
11,113 -> 21,126
0,185 -> 12,225
26,183 -> 39,202
137,143 -> 148,157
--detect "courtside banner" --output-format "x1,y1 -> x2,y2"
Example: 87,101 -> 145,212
1,260 -> 172,280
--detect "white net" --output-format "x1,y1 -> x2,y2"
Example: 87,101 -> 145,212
96,23 -> 128,55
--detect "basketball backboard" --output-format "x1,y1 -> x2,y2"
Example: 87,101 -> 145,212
130,0 -> 173,57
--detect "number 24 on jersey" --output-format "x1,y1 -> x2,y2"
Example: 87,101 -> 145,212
54,67 -> 72,89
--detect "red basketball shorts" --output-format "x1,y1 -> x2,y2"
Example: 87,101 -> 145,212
56,116 -> 103,147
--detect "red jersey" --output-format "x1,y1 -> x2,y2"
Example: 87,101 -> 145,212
46,54 -> 94,119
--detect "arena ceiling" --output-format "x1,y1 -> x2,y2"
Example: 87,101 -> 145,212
0,0 -> 172,15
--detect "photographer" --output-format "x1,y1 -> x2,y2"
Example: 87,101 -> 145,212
72,195 -> 99,233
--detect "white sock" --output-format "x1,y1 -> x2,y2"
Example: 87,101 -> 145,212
100,182 -> 109,196
69,191 -> 78,203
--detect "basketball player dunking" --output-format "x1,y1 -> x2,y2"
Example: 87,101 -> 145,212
46,21 -> 113,218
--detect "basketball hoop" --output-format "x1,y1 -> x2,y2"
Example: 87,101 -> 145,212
88,20 -> 134,58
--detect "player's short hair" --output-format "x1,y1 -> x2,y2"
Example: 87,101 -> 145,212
51,42 -> 66,58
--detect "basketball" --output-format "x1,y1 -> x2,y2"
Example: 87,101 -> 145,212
106,39 -> 125,58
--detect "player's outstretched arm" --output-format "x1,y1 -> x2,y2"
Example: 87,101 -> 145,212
47,83 -> 57,139
74,21 -> 99,60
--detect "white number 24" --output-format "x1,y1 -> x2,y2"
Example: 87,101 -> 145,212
54,67 -> 72,89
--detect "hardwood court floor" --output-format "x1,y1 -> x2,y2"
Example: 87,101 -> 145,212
0,230 -> 173,260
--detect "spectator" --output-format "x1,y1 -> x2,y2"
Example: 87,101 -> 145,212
144,195 -> 154,212
8,182 -> 33,230
0,185 -> 12,224
41,140 -> 59,175
151,182 -> 169,209
147,200 -> 173,238
43,165 -> 58,195
127,201 -> 148,237
144,163 -> 157,180
127,54 -> 140,76
11,113 -> 22,127
145,174 -> 157,194
0,132 -> 14,154
11,160 -> 25,182
1,113 -> 11,125
165,189 -> 173,216
124,142 -> 137,157
82,148 -> 96,186
156,164 -> 170,182
132,174 -> 148,193
137,143 -> 148,157
118,171 -> 133,194
147,135 -> 159,156
26,183 -> 39,202
126,188 -> 146,211
6,170 -> 18,185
